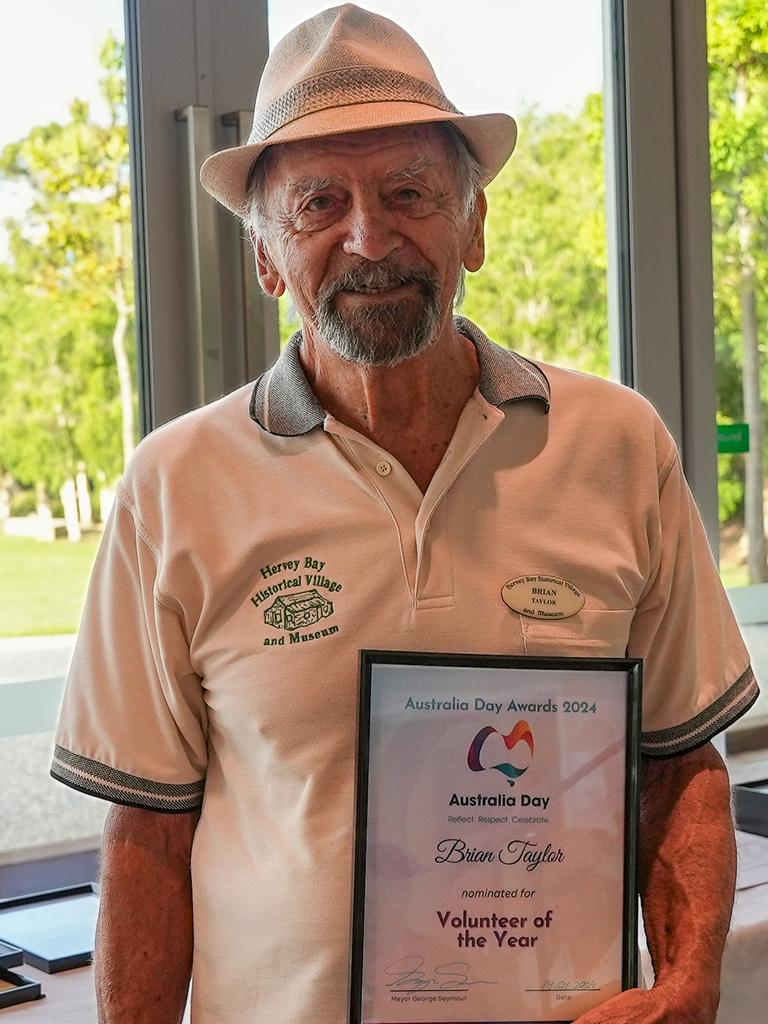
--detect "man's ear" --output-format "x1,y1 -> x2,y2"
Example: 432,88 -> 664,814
254,232 -> 286,298
463,190 -> 487,274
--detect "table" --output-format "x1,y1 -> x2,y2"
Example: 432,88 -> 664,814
0,963 -> 191,1022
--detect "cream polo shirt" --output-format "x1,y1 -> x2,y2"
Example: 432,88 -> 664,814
52,317 -> 757,1024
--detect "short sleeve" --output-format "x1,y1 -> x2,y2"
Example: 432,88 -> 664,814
51,489 -> 208,812
629,440 -> 759,757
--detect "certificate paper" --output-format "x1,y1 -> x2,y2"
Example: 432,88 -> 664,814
351,653 -> 641,1024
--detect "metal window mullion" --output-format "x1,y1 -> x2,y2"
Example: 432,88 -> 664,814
670,0 -> 719,553
126,0 -> 271,431
222,110 -> 281,381
124,0 -> 154,436
175,104 -> 223,405
621,0 -> 684,450
603,0 -> 634,389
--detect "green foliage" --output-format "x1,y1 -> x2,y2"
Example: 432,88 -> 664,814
278,293 -> 300,349
0,33 -> 134,497
9,489 -> 65,518
463,95 -> 609,377
708,0 -> 768,532
10,490 -> 40,518
0,260 -> 127,491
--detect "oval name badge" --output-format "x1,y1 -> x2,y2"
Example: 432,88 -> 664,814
501,575 -> 585,620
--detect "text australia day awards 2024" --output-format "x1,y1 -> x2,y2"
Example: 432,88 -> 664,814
351,651 -> 641,1024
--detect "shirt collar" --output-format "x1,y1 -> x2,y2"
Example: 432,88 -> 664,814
249,316 -> 550,437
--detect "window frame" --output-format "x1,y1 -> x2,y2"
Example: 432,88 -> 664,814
126,0 -> 278,432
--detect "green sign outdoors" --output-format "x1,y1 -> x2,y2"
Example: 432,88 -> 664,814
717,423 -> 750,454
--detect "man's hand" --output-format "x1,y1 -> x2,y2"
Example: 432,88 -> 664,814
574,742 -> 735,1024
572,984 -> 702,1023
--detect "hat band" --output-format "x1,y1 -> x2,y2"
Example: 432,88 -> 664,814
249,66 -> 461,143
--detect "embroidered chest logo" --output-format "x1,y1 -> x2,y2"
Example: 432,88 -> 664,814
251,555 -> 342,646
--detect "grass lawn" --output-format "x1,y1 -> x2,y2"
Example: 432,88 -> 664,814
0,532 -> 102,636
719,562 -> 750,590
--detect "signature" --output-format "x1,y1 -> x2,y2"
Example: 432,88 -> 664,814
542,978 -> 600,992
385,956 -> 497,991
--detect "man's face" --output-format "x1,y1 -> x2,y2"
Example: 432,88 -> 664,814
254,125 -> 486,366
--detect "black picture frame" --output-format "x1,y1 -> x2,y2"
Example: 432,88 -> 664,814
732,780 -> 768,838
0,940 -> 23,971
0,883 -> 99,974
350,651 -> 642,1024
0,967 -> 43,1009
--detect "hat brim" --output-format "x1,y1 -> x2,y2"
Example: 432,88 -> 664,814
200,103 -> 517,215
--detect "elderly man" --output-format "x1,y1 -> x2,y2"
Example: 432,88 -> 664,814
52,5 -> 757,1024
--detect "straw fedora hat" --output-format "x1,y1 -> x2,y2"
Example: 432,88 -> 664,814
200,3 -> 517,215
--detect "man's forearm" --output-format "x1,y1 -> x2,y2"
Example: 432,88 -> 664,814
638,742 -> 735,1020
96,804 -> 199,1024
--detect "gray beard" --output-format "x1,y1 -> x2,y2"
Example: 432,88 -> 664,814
314,262 -> 443,367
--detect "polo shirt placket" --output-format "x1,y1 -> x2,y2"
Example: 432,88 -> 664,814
325,391 -> 504,610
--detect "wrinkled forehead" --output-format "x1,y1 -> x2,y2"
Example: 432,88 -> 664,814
256,122 -> 454,188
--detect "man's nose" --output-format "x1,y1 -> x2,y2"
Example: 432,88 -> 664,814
341,198 -> 402,262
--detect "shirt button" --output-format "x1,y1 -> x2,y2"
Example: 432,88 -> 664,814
375,460 -> 392,477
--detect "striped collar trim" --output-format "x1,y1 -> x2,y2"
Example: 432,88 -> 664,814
249,316 -> 550,437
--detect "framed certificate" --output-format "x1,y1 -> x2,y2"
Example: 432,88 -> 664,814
350,652 -> 642,1024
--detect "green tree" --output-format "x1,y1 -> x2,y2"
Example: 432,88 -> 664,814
708,0 -> 768,582
0,33 -> 134,507
463,96 -> 609,378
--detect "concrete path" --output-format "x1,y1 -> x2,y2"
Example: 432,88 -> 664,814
0,635 -> 103,859
0,633 -> 75,684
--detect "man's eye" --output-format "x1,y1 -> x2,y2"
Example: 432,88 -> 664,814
395,188 -> 421,201
305,195 -> 335,212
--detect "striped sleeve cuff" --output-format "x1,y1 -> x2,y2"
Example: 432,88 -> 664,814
51,745 -> 205,813
641,665 -> 759,757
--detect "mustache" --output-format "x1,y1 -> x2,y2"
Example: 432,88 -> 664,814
319,261 -> 438,301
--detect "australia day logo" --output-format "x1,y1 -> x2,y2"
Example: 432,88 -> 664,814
467,721 -> 534,787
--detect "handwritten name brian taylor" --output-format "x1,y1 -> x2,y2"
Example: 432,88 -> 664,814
435,839 -> 564,872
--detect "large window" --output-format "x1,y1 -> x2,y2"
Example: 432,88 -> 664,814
708,0 -> 768,744
0,0 -> 136,878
